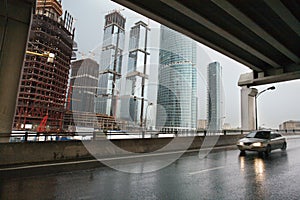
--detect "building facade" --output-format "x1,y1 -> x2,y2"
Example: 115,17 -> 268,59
96,11 -> 126,117
207,61 -> 223,131
197,119 -> 208,130
156,25 -> 197,133
120,21 -> 150,127
63,58 -> 104,131
279,120 -> 300,130
67,58 -> 99,113
14,0 -> 74,131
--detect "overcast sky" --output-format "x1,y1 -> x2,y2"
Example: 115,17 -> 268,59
62,0 -> 300,129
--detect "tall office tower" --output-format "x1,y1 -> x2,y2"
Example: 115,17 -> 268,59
96,11 -> 126,117
67,58 -> 99,113
121,21 -> 150,126
207,61 -> 223,131
13,0 -> 75,131
156,25 -> 197,133
64,58 -> 104,130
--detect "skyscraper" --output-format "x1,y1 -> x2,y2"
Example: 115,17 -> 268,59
207,61 -> 223,131
67,58 -> 99,113
14,0 -> 75,131
63,58 -> 113,131
121,21 -> 150,126
96,11 -> 126,117
156,25 -> 197,133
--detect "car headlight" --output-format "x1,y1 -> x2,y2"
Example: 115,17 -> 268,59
252,142 -> 262,147
238,141 -> 244,145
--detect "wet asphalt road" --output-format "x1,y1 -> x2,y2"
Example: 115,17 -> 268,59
1,136 -> 300,200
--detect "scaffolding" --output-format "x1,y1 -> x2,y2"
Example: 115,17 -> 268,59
14,6 -> 74,131
63,111 -> 120,131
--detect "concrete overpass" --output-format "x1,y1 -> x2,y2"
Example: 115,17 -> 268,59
113,0 -> 300,87
112,0 -> 300,129
0,0 -> 299,134
0,0 -> 35,138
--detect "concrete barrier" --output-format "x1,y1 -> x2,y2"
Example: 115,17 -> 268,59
0,135 -> 244,167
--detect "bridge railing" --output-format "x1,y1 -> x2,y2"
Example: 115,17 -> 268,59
275,129 -> 300,135
1,129 -> 300,143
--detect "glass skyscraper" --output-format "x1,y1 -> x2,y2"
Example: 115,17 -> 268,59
207,61 -> 223,131
156,25 -> 197,133
96,11 -> 125,117
120,21 -> 150,127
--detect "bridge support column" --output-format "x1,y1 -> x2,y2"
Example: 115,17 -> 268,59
241,86 -> 257,131
0,0 -> 35,142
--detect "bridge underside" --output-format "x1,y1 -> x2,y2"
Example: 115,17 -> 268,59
0,0 -> 35,135
113,0 -> 300,86
1,0 -> 300,134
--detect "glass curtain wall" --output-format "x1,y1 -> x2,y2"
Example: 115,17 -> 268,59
120,21 -> 150,127
96,11 -> 125,117
156,25 -> 197,133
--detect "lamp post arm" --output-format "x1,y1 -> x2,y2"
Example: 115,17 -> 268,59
256,86 -> 275,98
256,89 -> 267,98
255,86 -> 275,130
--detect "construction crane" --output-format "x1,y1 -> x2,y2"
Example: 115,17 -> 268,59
37,115 -> 48,133
26,50 -> 55,63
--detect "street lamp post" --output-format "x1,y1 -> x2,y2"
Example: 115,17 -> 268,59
255,86 -> 275,130
143,102 -> 153,138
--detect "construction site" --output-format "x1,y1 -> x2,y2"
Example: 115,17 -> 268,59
64,58 -> 120,132
13,0 -> 121,133
13,0 -> 75,132
63,111 -> 120,132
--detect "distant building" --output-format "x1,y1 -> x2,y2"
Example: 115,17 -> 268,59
279,120 -> 300,130
96,11 -> 126,117
67,58 -> 99,113
14,0 -> 75,131
120,21 -> 150,126
207,61 -> 223,131
197,119 -> 208,130
222,123 -> 232,130
63,58 -> 127,131
156,25 -> 197,133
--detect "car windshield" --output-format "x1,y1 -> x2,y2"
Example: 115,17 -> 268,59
246,131 -> 270,139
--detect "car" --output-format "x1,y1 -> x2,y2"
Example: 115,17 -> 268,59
237,130 -> 287,155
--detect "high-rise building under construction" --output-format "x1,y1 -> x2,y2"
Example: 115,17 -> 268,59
13,0 -> 75,131
120,21 -> 150,127
63,58 -> 118,131
67,58 -> 99,113
96,11 -> 126,117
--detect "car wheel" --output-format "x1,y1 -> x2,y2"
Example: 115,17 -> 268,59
281,142 -> 287,150
240,150 -> 246,155
265,145 -> 271,156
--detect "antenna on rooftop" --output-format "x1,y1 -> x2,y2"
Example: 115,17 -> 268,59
108,8 -> 125,14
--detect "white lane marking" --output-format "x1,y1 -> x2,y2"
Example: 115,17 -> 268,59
189,166 -> 225,175
0,145 -> 236,171
0,149 -> 199,171
0,159 -> 99,171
